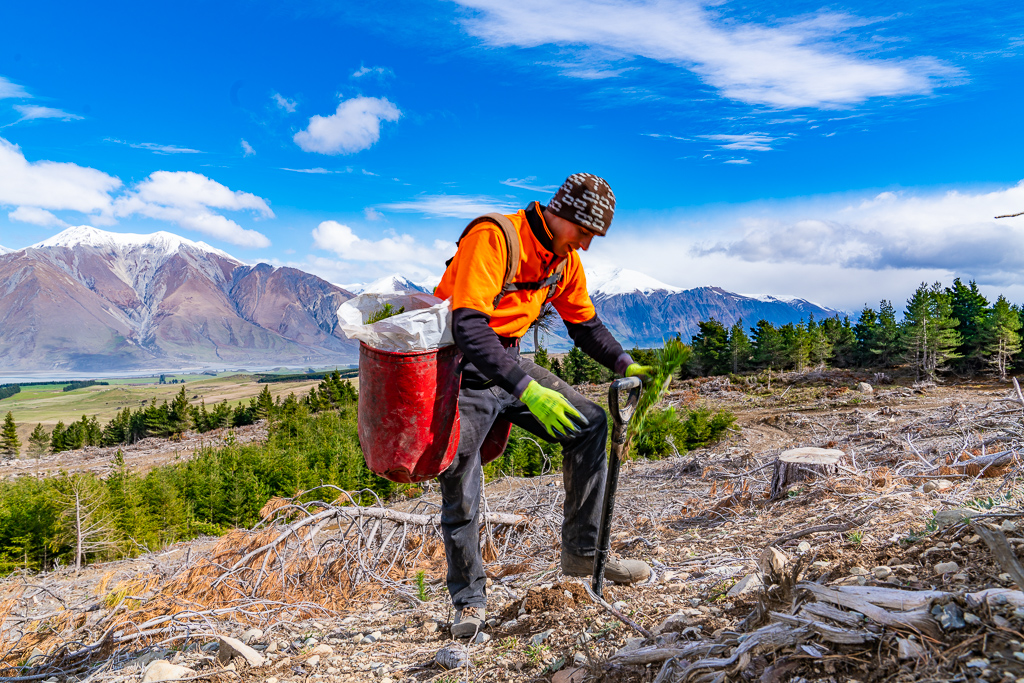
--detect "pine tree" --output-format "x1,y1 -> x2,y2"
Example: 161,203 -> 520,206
1,412 -> 20,457
779,323 -> 808,371
982,296 -> 1022,381
50,421 -> 67,453
28,424 -> 49,459
901,282 -> 961,381
947,278 -> 989,374
873,300 -> 903,366
690,319 -> 729,376
533,346 -> 551,371
750,320 -> 784,369
168,387 -> 191,436
727,320 -> 752,373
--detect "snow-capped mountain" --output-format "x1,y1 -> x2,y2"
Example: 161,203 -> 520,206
587,266 -> 684,297
0,226 -> 359,371
341,274 -> 432,295
0,245 -> 12,255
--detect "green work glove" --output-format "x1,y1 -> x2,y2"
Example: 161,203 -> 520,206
519,381 -> 589,438
625,363 -> 656,384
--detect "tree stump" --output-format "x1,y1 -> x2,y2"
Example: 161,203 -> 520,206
769,448 -> 843,500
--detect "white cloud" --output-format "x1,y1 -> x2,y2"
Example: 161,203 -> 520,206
700,134 -> 778,152
0,137 -> 274,248
8,206 -> 67,228
106,138 -> 203,154
272,92 -> 297,113
0,76 -> 30,100
0,137 -> 121,215
364,207 -> 385,221
351,65 -> 393,79
310,221 -> 455,280
294,96 -> 400,155
380,194 -> 518,219
281,167 -> 348,174
241,139 -> 256,156
501,176 -> 559,193
453,0 -> 959,109
724,158 -> 752,165
112,171 -> 273,248
6,104 -> 82,126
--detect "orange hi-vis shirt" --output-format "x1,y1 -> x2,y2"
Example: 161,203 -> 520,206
435,205 -> 597,338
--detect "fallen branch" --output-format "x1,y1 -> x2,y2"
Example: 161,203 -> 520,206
972,521 -> 1024,593
797,582 -> 940,638
770,517 -> 866,546
583,582 -> 653,640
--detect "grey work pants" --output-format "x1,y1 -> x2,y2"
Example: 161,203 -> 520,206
438,353 -> 608,609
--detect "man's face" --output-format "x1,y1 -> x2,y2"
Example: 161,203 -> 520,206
544,210 -> 596,257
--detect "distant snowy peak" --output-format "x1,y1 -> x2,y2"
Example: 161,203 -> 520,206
31,226 -> 238,262
343,274 -> 431,295
587,266 -> 684,296
740,292 -> 831,310
0,245 -> 12,255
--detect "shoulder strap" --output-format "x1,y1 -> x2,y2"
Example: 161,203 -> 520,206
445,213 -> 521,308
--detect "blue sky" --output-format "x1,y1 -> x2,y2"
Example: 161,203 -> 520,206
1,0 -> 1023,310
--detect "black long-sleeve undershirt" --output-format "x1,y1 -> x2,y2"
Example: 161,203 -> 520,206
452,308 -> 632,396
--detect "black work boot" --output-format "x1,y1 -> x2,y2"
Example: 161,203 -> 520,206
561,552 -> 651,584
450,607 -> 485,639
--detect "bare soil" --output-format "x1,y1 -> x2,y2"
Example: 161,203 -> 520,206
5,369 -> 1024,683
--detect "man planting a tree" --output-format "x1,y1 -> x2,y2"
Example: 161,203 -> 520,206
434,173 -> 654,638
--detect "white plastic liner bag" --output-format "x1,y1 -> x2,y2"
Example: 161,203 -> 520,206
338,292 -> 454,353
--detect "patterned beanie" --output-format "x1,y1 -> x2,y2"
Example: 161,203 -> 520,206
547,173 -> 615,236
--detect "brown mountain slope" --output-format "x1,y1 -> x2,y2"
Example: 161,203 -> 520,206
0,227 -> 358,372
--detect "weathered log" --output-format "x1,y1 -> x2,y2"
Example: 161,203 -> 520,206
798,582 -> 940,638
770,611 -> 877,644
972,521 -> 1024,592
769,448 -> 842,500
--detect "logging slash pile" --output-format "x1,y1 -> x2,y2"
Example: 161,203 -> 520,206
3,368 -> 1024,683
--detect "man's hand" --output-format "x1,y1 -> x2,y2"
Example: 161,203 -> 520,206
519,381 -> 589,438
625,363 -> 656,385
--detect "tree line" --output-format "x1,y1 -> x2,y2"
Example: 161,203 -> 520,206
0,371 -> 359,459
686,279 -> 1021,381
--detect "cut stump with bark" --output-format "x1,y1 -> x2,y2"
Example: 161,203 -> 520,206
770,448 -> 843,500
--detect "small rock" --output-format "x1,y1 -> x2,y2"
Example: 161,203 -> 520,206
218,636 -> 266,668
934,509 -> 979,528
611,601 -> 628,611
952,573 -> 968,582
423,619 -> 439,633
872,566 -> 893,579
359,635 -> 376,645
201,642 -> 219,653
923,479 -> 955,494
616,638 -> 645,655
305,655 -> 321,667
530,630 -> 554,646
757,547 -> 789,579
897,638 -> 925,660
308,644 -> 333,656
727,574 -> 762,597
966,534 -> 981,544
1014,652 -> 1024,663
435,644 -> 471,669
966,657 -> 990,669
266,678 -> 279,683
934,561 -> 960,575
472,632 -> 490,644
241,628 -> 264,645
381,678 -> 394,683
964,612 -> 982,625
797,541 -> 811,553
995,615 -> 1012,628
950,542 -> 962,550
938,603 -> 966,630
142,661 -> 196,683
1014,608 -> 1024,620
26,647 -> 45,665
654,612 -> 693,634
573,652 -> 587,666
1003,520 -> 1019,533
265,641 -> 278,654
849,566 -> 868,576
340,616 -> 358,626
303,637 -> 318,648
661,571 -> 677,583
369,602 -> 384,611
552,667 -> 587,683
857,382 -> 873,393
326,667 -> 339,675
1001,573 -> 1015,583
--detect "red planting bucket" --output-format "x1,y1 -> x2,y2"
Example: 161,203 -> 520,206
357,342 -> 462,483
